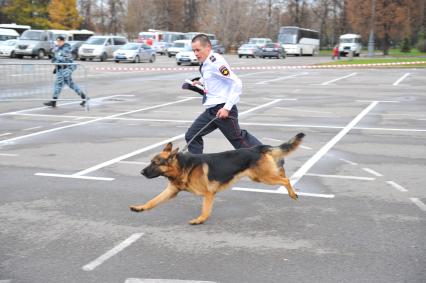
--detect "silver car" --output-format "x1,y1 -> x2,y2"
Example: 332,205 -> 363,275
113,43 -> 156,63
238,44 -> 261,58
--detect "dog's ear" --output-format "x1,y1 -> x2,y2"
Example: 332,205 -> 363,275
169,147 -> 179,159
163,142 -> 173,152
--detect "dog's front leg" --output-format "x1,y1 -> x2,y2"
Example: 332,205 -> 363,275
130,184 -> 179,213
189,192 -> 215,225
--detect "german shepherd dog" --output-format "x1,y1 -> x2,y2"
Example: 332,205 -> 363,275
130,133 -> 305,225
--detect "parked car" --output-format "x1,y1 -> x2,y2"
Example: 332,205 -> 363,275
166,40 -> 191,57
113,43 -> 156,63
67,41 -> 84,60
248,37 -> 272,48
0,39 -> 18,58
259,43 -> 286,59
176,46 -> 199,65
0,28 -> 19,41
78,35 -> 127,61
238,43 -> 261,58
152,41 -> 170,55
212,43 -> 225,54
14,30 -> 54,59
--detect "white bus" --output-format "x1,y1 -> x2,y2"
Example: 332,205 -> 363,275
0,23 -> 31,35
138,30 -> 185,44
278,26 -> 319,56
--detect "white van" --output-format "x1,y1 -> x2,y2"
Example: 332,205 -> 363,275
0,28 -> 19,41
78,35 -> 128,61
339,34 -> 362,57
166,39 -> 192,57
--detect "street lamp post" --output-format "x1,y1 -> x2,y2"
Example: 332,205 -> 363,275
368,0 -> 376,57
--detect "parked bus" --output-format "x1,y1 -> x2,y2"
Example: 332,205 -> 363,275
0,28 -> 19,41
278,26 -> 319,56
0,23 -> 31,35
138,30 -> 185,44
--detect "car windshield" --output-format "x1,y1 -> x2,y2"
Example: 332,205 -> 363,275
85,37 -> 106,45
20,31 -> 43,40
241,44 -> 256,48
173,42 -> 185,48
278,34 -> 297,44
264,43 -> 276,48
121,43 -> 140,50
340,38 -> 355,43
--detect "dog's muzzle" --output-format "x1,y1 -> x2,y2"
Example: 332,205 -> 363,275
141,165 -> 161,179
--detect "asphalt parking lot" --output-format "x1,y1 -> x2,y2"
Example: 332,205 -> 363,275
0,55 -> 425,283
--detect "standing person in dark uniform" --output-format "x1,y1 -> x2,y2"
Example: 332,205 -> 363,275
44,35 -> 88,108
184,34 -> 262,154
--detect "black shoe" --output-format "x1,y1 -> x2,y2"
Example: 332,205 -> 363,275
80,95 -> 89,107
43,100 -> 56,107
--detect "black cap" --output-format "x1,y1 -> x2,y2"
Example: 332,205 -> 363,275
56,35 -> 65,41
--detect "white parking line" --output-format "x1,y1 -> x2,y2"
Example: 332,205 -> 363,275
305,173 -> 375,181
0,97 -> 196,145
386,181 -> 408,192
256,72 -> 308,84
232,187 -> 335,198
409,198 -> 426,212
82,233 -> 144,271
125,279 -> 216,283
0,133 -> 12,137
118,161 -> 149,165
393,73 -> 410,86
362,168 -> 383,177
289,101 -> 378,186
320,72 -> 357,85
0,153 -> 18,157
36,100 -> 283,180
339,158 -> 358,165
23,126 -> 42,131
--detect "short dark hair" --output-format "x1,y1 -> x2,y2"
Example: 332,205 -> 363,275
191,34 -> 211,47
56,35 -> 65,41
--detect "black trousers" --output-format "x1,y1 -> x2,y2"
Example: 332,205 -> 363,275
185,104 -> 262,154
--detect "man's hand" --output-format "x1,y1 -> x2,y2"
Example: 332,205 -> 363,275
216,108 -> 229,119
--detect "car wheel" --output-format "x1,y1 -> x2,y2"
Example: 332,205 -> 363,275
10,51 -> 15,58
16,54 -> 23,59
37,49 -> 45,59
133,55 -> 140,63
177,62 -> 181,65
100,53 -> 107,62
168,54 -> 172,58
149,55 -> 155,63
115,60 -> 119,63
238,55 -> 242,58
80,58 -> 86,61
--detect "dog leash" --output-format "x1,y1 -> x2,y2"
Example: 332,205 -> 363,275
181,115 -> 238,153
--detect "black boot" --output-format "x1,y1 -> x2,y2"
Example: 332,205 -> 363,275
80,94 -> 89,107
43,100 -> 57,107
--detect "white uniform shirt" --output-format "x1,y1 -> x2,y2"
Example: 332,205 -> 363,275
199,51 -> 242,110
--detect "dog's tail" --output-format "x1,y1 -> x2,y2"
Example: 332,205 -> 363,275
271,133 -> 305,158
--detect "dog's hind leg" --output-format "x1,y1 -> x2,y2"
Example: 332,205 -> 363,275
130,184 -> 179,212
252,168 -> 298,200
189,192 -> 215,225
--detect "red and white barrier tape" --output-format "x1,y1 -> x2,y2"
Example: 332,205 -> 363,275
90,61 -> 426,72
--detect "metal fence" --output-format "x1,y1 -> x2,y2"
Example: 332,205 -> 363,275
0,63 -> 88,105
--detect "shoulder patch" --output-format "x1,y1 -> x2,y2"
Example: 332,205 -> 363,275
209,55 -> 216,62
219,65 -> 230,76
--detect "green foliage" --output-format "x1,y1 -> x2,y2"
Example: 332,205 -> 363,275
416,32 -> 426,53
1,0 -> 51,29
400,38 -> 411,53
